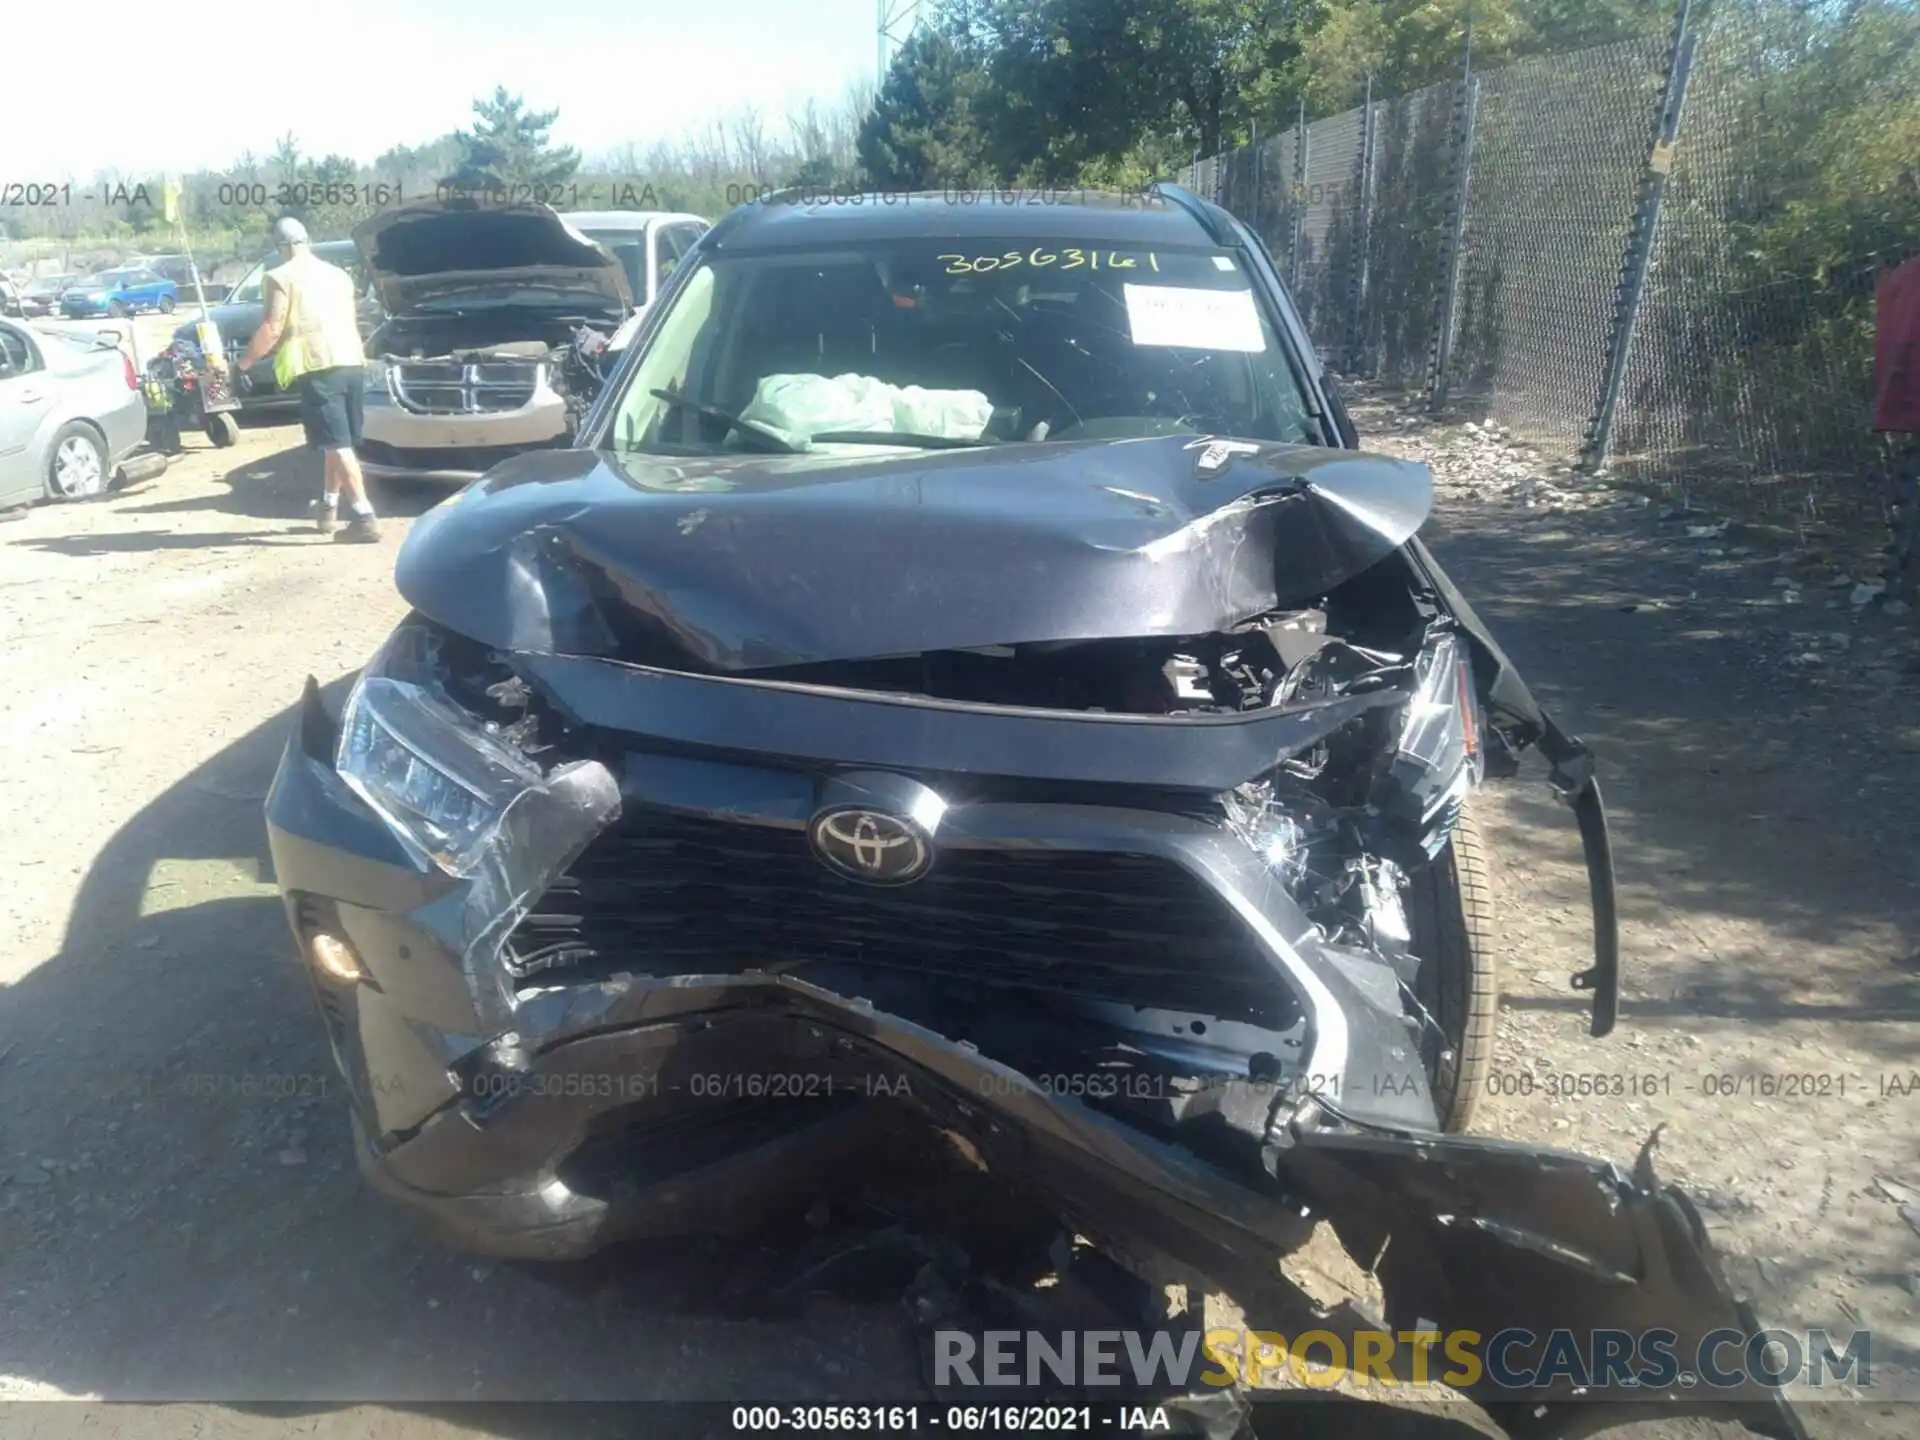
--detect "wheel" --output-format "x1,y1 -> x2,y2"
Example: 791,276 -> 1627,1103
45,422 -> 108,500
1406,793 -> 1499,1133
107,301 -> 127,318
158,295 -> 175,314
205,412 -> 240,448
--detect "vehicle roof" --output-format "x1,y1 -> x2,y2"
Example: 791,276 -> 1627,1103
559,210 -> 708,232
242,239 -> 359,265
712,191 -> 1220,253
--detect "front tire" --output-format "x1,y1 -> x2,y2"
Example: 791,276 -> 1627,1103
158,295 -> 176,314
1406,794 -> 1499,1133
107,301 -> 127,318
46,422 -> 109,500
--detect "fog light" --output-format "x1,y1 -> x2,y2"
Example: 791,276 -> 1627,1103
308,931 -> 365,985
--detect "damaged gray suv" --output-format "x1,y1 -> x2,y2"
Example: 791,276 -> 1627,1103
266,188 -> 1801,1437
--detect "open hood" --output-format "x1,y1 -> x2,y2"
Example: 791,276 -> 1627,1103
394,435 -> 1434,668
351,199 -> 631,316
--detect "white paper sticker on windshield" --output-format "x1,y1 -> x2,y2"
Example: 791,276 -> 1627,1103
1123,284 -> 1266,352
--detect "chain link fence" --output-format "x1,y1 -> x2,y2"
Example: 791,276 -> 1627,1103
1446,39 -> 1665,442
1187,0 -> 1919,556
1608,1 -> 1909,533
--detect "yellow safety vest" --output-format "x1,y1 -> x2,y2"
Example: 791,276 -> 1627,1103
265,249 -> 366,388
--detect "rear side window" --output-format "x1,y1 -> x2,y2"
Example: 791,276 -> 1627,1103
581,229 -> 647,301
0,325 -> 41,374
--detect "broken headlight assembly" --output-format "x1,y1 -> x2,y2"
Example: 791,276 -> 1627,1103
335,625 -> 545,877
1222,629 -> 1483,933
1387,631 -> 1483,854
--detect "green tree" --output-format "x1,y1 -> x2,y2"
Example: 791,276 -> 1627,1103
1286,0 -> 1669,117
271,133 -> 303,184
443,88 -> 581,191
858,27 -> 994,186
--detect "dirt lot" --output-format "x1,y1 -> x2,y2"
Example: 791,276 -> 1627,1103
0,395 -> 1916,1437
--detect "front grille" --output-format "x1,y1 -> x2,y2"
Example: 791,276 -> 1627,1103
510,808 -> 1294,1024
392,359 -> 540,415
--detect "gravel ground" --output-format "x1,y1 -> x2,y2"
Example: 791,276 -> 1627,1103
1,398 -> 1916,1437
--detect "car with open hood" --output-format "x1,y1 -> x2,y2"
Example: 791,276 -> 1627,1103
351,201 -> 706,485
265,188 -> 1803,1437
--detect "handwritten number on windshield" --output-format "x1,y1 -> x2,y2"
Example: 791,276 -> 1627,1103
937,250 -> 1160,276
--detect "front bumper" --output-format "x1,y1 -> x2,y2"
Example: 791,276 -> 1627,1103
357,439 -> 555,485
264,653 -> 1796,1435
118,449 -> 169,484
360,369 -> 570,482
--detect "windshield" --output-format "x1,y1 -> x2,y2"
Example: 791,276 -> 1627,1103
224,262 -> 267,305
90,271 -> 134,287
605,240 -> 1316,456
221,249 -> 365,307
580,229 -> 647,300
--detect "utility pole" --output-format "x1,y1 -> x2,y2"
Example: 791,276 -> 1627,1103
1428,13 -> 1480,411
1584,0 -> 1699,470
877,0 -> 923,87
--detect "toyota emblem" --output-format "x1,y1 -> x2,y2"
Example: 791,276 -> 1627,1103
808,808 -> 932,885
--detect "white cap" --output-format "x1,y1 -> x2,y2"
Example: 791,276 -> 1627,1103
271,216 -> 309,247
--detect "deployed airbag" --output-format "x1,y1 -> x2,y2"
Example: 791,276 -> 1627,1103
738,372 -> 995,448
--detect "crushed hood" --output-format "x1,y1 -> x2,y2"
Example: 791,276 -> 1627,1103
351,199 -> 630,316
394,435 -> 1433,668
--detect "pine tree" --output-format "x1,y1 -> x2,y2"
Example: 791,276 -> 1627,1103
442,88 -> 582,191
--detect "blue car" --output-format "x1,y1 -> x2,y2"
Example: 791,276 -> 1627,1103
59,266 -> 180,318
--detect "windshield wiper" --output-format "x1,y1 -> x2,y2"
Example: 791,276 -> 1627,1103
649,386 -> 804,454
808,430 -> 992,449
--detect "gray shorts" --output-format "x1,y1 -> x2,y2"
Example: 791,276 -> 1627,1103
298,366 -> 365,451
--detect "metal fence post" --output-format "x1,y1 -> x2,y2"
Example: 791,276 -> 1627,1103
1583,0 -> 1699,469
1427,38 -> 1480,412
1290,99 -> 1309,286
1346,74 -> 1377,374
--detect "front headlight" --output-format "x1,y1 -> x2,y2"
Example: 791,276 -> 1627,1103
335,628 -> 544,876
1361,631 -> 1484,859
362,358 -> 392,403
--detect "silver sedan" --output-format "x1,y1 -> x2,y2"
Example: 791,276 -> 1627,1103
0,316 -> 160,508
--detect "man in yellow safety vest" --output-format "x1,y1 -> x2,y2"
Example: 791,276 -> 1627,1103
235,216 -> 380,542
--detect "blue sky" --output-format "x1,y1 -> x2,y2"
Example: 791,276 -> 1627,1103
9,0 -> 896,177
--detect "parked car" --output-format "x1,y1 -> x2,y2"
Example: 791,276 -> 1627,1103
17,274 -> 80,318
165,241 -> 378,416
352,201 -> 708,484
257,189 -> 1801,1436
59,267 -> 181,317
0,315 -> 167,506
557,208 -> 710,351
0,276 -> 19,317
140,253 -> 209,296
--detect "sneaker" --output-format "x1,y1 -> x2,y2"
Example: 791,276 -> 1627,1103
334,514 -> 382,544
310,499 -> 337,535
